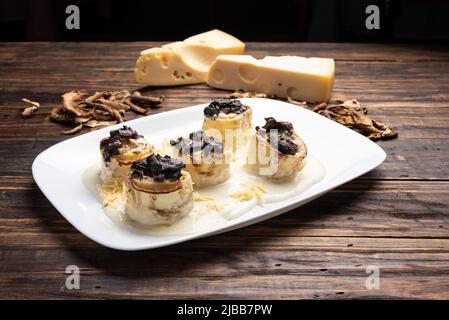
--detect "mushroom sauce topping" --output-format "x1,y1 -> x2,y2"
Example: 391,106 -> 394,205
130,154 -> 185,182
256,117 -> 298,155
100,126 -> 142,161
203,99 -> 247,119
169,130 -> 223,158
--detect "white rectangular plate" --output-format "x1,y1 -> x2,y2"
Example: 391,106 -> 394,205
32,98 -> 386,250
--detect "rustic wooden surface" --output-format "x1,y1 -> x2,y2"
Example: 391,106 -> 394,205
0,42 -> 449,299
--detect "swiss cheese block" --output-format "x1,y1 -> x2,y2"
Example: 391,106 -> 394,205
207,55 -> 335,102
135,30 -> 245,86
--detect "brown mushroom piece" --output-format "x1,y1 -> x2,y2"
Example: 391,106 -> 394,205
301,99 -> 398,141
48,90 -> 165,134
131,91 -> 164,107
21,98 -> 40,118
62,90 -> 90,117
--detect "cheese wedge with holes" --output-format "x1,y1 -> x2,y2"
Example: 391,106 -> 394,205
207,55 -> 335,102
135,30 -> 245,86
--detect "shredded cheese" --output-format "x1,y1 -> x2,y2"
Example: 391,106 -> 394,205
97,176 -> 127,208
193,191 -> 224,215
206,201 -> 225,212
230,182 -> 266,203
193,192 -> 215,202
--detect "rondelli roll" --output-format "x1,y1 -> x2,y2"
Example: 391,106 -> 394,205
202,99 -> 252,156
100,126 -> 154,180
125,154 -> 193,226
170,130 -> 231,187
246,117 -> 307,179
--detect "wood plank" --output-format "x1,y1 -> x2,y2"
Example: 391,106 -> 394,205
0,237 -> 448,299
1,180 -> 448,242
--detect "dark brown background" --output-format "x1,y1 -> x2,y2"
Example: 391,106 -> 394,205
1,0 -> 449,43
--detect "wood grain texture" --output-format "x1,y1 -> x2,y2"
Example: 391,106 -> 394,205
0,42 -> 448,300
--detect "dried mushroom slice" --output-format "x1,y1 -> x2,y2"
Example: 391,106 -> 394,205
307,99 -> 397,140
21,98 -> 40,117
48,90 -> 165,134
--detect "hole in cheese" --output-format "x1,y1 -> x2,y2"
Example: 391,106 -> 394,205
238,64 -> 258,83
286,86 -> 299,99
211,68 -> 224,82
161,56 -> 169,68
173,70 -> 180,79
186,72 -> 192,78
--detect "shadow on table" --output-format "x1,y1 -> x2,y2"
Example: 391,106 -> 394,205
29,176 -> 380,280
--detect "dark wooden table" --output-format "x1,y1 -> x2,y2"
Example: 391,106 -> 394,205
1,42 -> 449,299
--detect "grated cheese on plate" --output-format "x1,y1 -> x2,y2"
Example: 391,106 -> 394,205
193,191 -> 224,216
230,182 -> 266,203
97,176 -> 127,208
193,191 -> 215,202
